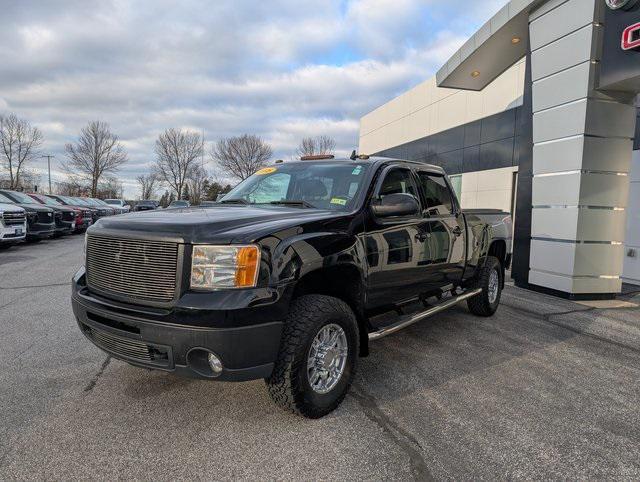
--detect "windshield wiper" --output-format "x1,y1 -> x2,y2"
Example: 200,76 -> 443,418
218,198 -> 250,205
269,200 -> 316,209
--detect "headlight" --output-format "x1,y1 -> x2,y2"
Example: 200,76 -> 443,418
191,245 -> 260,290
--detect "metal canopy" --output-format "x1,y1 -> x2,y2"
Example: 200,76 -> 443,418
436,0 -> 543,91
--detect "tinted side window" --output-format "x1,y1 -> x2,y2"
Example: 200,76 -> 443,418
417,173 -> 454,216
378,168 -> 418,199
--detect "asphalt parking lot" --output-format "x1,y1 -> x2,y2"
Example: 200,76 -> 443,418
1,235 -> 639,480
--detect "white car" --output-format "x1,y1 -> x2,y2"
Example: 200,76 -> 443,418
0,202 -> 27,248
104,199 -> 131,213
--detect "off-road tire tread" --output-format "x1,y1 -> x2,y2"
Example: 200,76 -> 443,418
266,294 -> 358,418
467,256 -> 502,317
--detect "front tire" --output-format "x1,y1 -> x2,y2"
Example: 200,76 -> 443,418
266,295 -> 359,419
467,256 -> 502,317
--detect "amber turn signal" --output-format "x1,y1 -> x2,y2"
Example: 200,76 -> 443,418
235,246 -> 260,288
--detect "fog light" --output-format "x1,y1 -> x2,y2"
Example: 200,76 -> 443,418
208,353 -> 223,375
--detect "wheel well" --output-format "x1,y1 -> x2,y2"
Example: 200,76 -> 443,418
292,265 -> 369,356
488,240 -> 506,267
488,240 -> 507,288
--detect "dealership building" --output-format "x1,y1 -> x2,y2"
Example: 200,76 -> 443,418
359,0 -> 640,298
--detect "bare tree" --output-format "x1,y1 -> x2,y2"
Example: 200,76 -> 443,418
154,128 -> 203,199
136,172 -> 158,200
295,135 -> 336,158
97,176 -> 123,199
55,179 -> 85,196
211,134 -> 272,181
63,121 -> 127,197
0,114 -> 44,189
186,165 -> 208,205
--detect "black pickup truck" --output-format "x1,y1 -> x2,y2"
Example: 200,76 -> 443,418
72,157 -> 512,418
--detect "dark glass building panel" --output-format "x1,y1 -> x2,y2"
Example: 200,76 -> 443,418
373,106 -> 521,175
464,120 -> 481,147
479,137 -> 516,171
406,137 -> 429,161
480,108 -> 516,144
436,125 -> 465,154
431,149 -> 464,175
462,145 -> 481,172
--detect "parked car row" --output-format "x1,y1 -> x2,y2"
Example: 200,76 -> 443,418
0,190 -> 128,249
129,199 -> 191,211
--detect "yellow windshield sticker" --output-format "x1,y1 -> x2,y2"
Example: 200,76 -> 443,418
330,197 -> 347,206
255,167 -> 277,175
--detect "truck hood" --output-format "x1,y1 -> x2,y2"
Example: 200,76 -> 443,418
11,203 -> 53,213
0,202 -> 25,213
90,205 -> 343,244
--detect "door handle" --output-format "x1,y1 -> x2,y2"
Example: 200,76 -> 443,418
452,226 -> 462,237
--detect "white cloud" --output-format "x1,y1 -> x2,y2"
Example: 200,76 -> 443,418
0,0 -> 507,197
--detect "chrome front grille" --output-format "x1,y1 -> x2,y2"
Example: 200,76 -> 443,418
86,234 -> 179,303
2,211 -> 25,226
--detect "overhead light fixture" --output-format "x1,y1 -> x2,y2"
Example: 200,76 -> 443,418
511,36 -> 521,45
471,70 -> 480,78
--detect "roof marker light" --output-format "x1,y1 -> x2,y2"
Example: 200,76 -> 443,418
300,155 -> 335,161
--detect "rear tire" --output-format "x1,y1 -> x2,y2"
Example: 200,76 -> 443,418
266,295 -> 359,419
467,256 -> 502,317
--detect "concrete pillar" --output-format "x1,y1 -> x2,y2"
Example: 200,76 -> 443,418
528,0 -> 637,297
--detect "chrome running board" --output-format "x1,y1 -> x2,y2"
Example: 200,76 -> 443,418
368,288 -> 482,341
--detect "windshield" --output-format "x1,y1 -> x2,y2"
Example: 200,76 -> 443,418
0,193 -> 15,204
170,201 -> 189,207
6,191 -> 36,204
104,199 -> 120,205
37,195 -> 61,207
220,162 -> 370,211
72,198 -> 89,206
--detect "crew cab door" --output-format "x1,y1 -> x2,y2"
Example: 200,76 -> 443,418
363,166 -> 429,309
415,171 -> 466,287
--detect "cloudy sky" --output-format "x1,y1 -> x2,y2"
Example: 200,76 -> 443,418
0,0 -> 507,197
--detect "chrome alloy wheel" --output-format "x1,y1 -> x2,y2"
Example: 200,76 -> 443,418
307,324 -> 348,394
488,268 -> 499,304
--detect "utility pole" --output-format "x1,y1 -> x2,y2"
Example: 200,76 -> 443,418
41,154 -> 55,194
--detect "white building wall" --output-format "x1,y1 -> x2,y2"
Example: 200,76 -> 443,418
460,166 -> 517,213
623,151 -> 640,286
359,59 -> 526,155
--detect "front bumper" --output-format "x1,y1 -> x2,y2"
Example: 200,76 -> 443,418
71,269 -> 288,381
55,220 -> 75,235
0,223 -> 26,242
27,222 -> 55,239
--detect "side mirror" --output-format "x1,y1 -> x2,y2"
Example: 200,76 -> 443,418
371,193 -> 420,218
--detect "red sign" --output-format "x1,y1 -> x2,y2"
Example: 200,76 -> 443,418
622,22 -> 640,51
